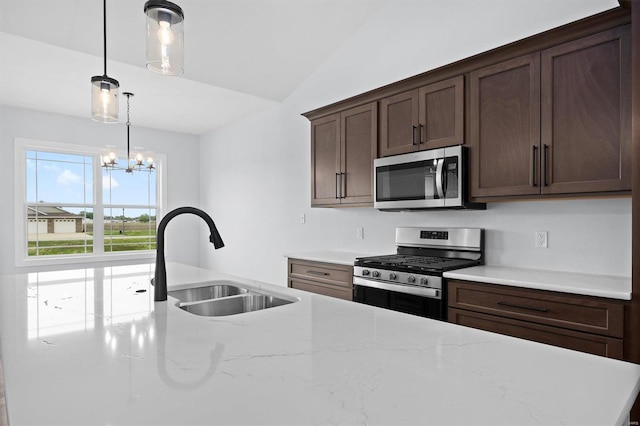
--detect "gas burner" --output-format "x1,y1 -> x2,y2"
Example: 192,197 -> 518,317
355,254 -> 480,273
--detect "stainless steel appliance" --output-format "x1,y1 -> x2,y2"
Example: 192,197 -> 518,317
374,145 -> 485,211
353,227 -> 483,320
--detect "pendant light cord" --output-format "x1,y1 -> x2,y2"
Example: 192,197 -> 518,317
103,0 -> 107,76
126,94 -> 131,159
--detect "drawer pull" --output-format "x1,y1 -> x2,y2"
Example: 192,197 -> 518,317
306,270 -> 330,276
497,301 -> 548,313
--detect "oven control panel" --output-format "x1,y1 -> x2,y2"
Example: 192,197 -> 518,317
353,266 -> 442,290
420,230 -> 448,240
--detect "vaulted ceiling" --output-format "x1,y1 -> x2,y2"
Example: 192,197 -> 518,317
0,0 -> 385,134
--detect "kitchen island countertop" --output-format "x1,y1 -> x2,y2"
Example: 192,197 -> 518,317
0,262 -> 638,425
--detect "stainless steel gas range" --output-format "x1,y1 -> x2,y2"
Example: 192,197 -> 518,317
353,227 -> 484,320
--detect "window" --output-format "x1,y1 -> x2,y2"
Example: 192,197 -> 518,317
15,138 -> 165,267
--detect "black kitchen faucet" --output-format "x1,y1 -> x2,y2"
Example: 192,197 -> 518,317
153,206 -> 224,301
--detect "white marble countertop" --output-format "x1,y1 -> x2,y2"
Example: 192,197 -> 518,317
284,250 -> 375,266
1,262 -> 639,425
444,265 -> 632,300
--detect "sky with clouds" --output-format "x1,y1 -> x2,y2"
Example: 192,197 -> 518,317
26,151 -> 157,212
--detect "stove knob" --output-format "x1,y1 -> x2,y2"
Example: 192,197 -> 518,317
362,269 -> 370,276
389,273 -> 397,280
372,271 -> 380,278
407,275 -> 416,283
419,277 -> 428,285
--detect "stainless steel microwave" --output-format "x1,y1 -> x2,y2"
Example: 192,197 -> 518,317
374,145 -> 485,211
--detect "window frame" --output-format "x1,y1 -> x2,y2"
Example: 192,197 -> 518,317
14,137 -> 167,268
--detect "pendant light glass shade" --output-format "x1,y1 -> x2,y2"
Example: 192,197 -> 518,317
91,76 -> 119,123
144,0 -> 184,76
91,0 -> 119,123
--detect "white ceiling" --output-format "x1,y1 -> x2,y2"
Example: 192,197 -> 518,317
0,0 -> 385,135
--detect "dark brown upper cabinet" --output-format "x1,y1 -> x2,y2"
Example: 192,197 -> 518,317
469,53 -> 541,198
379,76 -> 464,157
470,26 -> 631,200
310,102 -> 377,207
540,26 -> 631,195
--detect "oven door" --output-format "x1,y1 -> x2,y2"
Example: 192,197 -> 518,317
353,277 -> 446,320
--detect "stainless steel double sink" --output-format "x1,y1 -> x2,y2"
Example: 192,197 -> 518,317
168,282 -> 296,317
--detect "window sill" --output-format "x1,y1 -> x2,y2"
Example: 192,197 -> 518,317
15,251 -> 156,272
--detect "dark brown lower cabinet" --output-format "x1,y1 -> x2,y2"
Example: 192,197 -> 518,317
0,357 -> 5,426
287,259 -> 353,301
449,307 -> 623,359
448,280 -> 626,359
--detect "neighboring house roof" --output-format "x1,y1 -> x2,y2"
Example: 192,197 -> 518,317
27,206 -> 81,218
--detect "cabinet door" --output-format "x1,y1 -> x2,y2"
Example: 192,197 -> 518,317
340,103 -> 377,205
288,259 -> 353,285
469,53 -> 541,198
379,90 -> 419,157
449,308 -> 623,360
448,280 -> 625,338
541,26 -> 631,194
288,259 -> 353,301
310,113 -> 340,206
418,75 -> 464,149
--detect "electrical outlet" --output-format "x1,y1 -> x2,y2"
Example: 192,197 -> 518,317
356,227 -> 364,239
535,231 -> 548,248
300,213 -> 306,224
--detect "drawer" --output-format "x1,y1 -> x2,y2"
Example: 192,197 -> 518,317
288,259 -> 352,288
289,277 -> 352,301
449,307 -> 623,359
448,280 -> 625,338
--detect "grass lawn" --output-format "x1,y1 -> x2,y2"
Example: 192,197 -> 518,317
28,236 -> 156,256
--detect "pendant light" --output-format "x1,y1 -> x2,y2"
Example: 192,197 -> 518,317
91,0 -> 119,123
102,92 -> 155,173
144,0 -> 184,76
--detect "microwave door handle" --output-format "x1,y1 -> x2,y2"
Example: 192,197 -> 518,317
435,158 -> 445,199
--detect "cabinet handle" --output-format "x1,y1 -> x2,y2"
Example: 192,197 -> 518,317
418,124 -> 424,144
412,126 -> 417,145
497,301 -> 549,313
531,146 -> 537,187
335,173 -> 340,199
306,270 -> 330,276
341,172 -> 346,199
543,144 -> 549,186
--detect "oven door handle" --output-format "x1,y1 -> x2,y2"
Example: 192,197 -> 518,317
435,158 -> 445,199
353,276 -> 441,299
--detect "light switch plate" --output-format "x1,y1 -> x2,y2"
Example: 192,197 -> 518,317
356,227 -> 364,239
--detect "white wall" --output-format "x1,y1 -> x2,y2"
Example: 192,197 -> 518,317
0,105 -> 202,275
199,0 -> 630,286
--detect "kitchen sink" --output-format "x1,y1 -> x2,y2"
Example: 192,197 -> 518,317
168,282 -> 297,317
179,293 -> 294,317
168,283 -> 248,303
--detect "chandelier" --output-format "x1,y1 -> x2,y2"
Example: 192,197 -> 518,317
101,92 -> 155,173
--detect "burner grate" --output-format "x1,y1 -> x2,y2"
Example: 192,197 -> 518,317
356,254 -> 478,272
